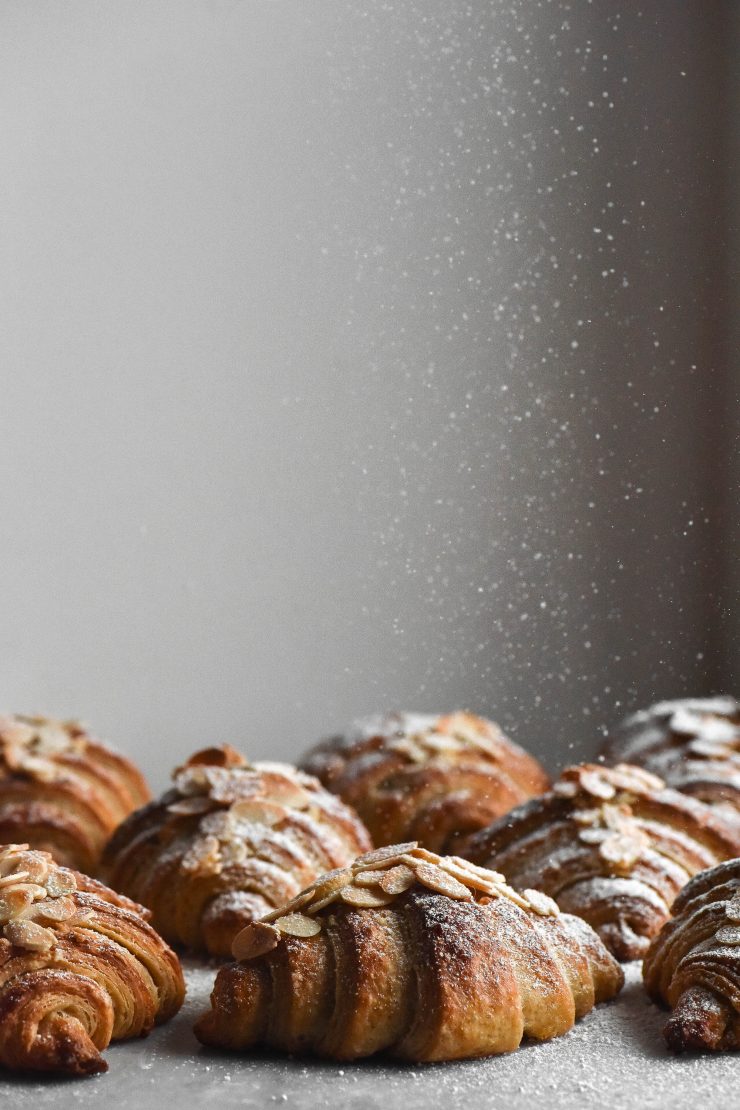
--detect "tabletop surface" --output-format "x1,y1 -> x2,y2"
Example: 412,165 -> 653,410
0,961 -> 736,1110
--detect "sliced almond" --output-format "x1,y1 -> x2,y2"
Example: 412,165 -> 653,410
578,828 -> 610,845
340,886 -> 394,908
379,865 -> 416,895
353,871 -> 385,888
714,925 -> 740,946
44,869 -> 77,898
0,871 -> 30,889
725,893 -> 740,923
229,799 -> 285,827
414,862 -> 473,901
353,843 -> 419,869
0,887 -> 35,922
11,853 -> 49,884
599,834 -> 643,869
232,921 -> 281,962
274,913 -> 322,937
578,770 -> 617,800
167,796 -> 216,816
307,868 -> 352,901
4,918 -> 56,952
30,895 -> 77,923
307,889 -> 345,914
523,889 -> 560,917
262,890 -> 315,923
448,856 -> 507,885
438,858 -> 498,894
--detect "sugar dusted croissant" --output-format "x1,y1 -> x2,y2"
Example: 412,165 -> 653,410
604,697 -> 740,819
464,763 -> 740,960
0,715 -> 150,873
195,842 -> 622,1062
643,858 -> 740,1052
0,843 -> 184,1075
102,745 -> 371,956
299,711 -> 549,852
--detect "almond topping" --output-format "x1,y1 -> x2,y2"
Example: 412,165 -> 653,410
339,886 -> 394,908
523,889 -> 560,917
354,843 -> 419,869
44,869 -> 77,898
714,925 -> 740,946
379,865 -> 416,895
232,921 -> 281,962
166,796 -> 216,816
274,913 -> 322,937
725,893 -> 740,923
413,862 -> 473,901
4,919 -> 56,952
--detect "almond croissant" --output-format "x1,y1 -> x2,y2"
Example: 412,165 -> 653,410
463,763 -> 740,960
643,858 -> 740,1052
299,711 -> 549,853
0,714 -> 150,873
102,745 -> 371,956
195,843 -> 623,1062
603,697 -> 740,820
0,842 -> 184,1075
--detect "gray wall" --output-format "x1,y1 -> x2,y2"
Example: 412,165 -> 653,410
0,1 -> 735,789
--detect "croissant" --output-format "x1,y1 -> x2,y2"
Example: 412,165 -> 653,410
299,711 -> 549,853
463,763 -> 740,960
0,714 -> 150,873
102,745 -> 371,956
643,858 -> 740,1052
0,842 -> 184,1075
195,842 -> 623,1061
603,697 -> 740,820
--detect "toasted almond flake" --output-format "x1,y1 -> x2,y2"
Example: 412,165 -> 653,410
307,889 -> 344,914
262,890 -> 315,923
4,918 -> 56,952
354,843 -> 418,868
44,869 -> 77,898
599,834 -> 644,869
0,871 -> 30,889
307,867 -> 352,901
578,828 -> 610,845
379,865 -> 416,894
714,925 -> 740,946
31,895 -> 77,923
578,770 -> 617,800
523,889 -> 560,917
274,913 -> 322,937
725,893 -> 740,923
166,796 -> 216,816
448,856 -> 507,885
353,871 -> 385,888
391,739 -> 427,763
228,799 -> 285,827
232,921 -> 281,961
0,888 -> 35,922
438,858 -> 499,893
339,886 -> 394,908
414,862 -> 473,901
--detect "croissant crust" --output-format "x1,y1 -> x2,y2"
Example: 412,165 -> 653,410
102,746 -> 371,955
463,762 -> 740,960
0,715 -> 150,873
603,697 -> 740,819
195,842 -> 623,1062
0,842 -> 184,1075
299,711 -> 549,853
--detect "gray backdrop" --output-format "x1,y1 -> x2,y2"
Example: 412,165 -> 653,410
0,1 -> 736,789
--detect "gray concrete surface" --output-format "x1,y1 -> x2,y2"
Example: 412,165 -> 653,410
0,961 -> 736,1109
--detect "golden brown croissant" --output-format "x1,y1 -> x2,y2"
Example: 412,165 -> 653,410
463,763 -> 740,960
0,715 -> 150,873
643,858 -> 740,1052
195,842 -> 623,1062
603,697 -> 740,820
299,711 -> 549,853
102,745 -> 371,956
0,842 -> 184,1075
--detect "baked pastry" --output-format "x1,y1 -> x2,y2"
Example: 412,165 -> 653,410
463,763 -> 740,960
102,745 -> 371,956
299,711 -> 549,853
0,714 -> 150,873
644,858 -> 740,1052
603,697 -> 740,819
195,842 -> 623,1061
0,842 -> 184,1075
